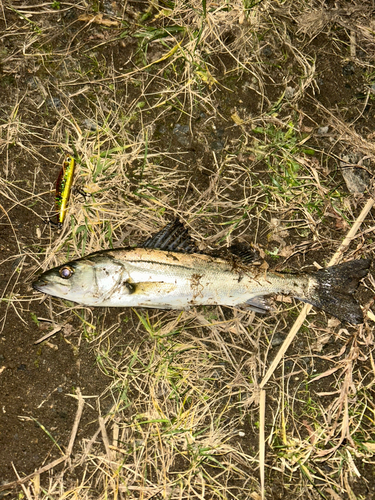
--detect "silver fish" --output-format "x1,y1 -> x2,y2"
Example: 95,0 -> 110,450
33,220 -> 371,324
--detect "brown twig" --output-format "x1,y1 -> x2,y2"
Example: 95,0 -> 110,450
257,197 -> 374,494
259,389 -> 266,500
0,388 -> 85,492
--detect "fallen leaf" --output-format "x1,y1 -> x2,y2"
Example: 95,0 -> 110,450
363,442 -> 375,454
78,13 -> 119,27
231,111 -> 244,125
278,244 -> 296,258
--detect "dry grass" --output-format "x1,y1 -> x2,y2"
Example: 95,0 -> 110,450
1,0 -> 375,499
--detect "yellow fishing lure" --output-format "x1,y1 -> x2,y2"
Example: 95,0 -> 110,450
55,155 -> 75,227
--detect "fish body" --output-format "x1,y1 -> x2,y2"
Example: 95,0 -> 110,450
33,220 -> 371,324
33,248 -> 311,308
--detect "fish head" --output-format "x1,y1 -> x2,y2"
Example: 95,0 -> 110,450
32,254 -> 126,306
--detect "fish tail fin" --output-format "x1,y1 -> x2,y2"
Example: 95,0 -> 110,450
301,259 -> 371,324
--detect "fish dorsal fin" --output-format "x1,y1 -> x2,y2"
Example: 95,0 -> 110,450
228,243 -> 260,264
141,219 -> 199,253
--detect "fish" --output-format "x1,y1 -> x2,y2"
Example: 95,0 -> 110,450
32,219 -> 371,324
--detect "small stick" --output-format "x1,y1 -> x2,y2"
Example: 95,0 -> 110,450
259,389 -> 266,500
79,404 -> 115,464
256,197 -> 374,496
260,197 -> 374,389
328,197 -> 374,266
99,416 -> 113,462
0,388 -> 85,492
0,457 -> 66,492
65,388 -> 84,458
350,30 -> 356,58
34,325 -> 62,344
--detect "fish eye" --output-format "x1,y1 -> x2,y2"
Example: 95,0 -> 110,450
59,265 -> 74,279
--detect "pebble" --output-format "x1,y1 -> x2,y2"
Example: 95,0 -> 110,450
172,124 -> 191,147
342,62 -> 355,76
317,126 -> 329,135
46,97 -> 61,109
83,118 -> 99,131
271,334 -> 285,347
211,140 -> 224,151
340,154 -> 370,193
285,86 -> 296,99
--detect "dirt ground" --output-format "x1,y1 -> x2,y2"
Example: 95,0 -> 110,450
0,1 -> 375,499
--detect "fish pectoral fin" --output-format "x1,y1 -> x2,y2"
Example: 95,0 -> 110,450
237,295 -> 271,314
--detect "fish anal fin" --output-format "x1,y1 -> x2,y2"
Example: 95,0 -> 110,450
141,219 -> 199,254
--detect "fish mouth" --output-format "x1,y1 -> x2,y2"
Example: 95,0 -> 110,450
32,278 -> 69,295
32,279 -> 47,292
